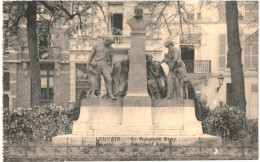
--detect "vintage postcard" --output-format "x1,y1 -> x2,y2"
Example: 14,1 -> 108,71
2,0 -> 258,161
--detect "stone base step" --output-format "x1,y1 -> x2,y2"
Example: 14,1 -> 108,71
72,121 -> 202,135
52,134 -> 222,147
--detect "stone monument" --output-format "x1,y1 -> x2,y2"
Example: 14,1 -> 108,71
123,5 -> 151,126
52,5 -> 221,147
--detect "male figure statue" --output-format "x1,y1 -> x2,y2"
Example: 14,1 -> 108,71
146,54 -> 167,99
160,40 -> 186,99
87,37 -> 117,100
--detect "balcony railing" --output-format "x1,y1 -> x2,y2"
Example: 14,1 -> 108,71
19,47 -> 62,60
97,35 -> 130,47
183,60 -> 211,73
97,36 -> 162,48
113,35 -> 130,47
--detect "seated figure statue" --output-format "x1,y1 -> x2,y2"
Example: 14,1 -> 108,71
112,58 -> 129,98
146,54 -> 167,99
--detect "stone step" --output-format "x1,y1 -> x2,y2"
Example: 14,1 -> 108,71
91,130 -> 182,136
52,134 -> 222,147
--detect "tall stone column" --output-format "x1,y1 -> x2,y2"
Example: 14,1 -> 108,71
122,5 -> 152,126
127,31 -> 148,96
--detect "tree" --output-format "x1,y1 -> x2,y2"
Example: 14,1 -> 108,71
141,1 -> 203,40
26,1 -> 41,106
226,1 -> 246,112
3,1 -> 107,106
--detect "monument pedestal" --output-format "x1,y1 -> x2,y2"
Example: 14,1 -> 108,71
52,98 -> 222,146
122,96 -> 152,126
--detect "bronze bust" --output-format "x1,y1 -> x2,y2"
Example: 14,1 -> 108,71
127,5 -> 149,32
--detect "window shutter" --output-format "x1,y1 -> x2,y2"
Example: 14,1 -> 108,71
244,43 -> 250,68
3,72 -> 10,91
243,34 -> 258,69
251,84 -> 258,93
219,34 -> 226,68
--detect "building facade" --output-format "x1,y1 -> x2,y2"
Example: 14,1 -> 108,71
3,1 -> 258,119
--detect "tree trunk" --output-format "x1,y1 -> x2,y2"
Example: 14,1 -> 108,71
226,1 -> 246,112
27,2 -> 41,106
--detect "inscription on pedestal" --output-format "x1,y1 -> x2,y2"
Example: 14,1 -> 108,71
130,137 -> 176,147
95,136 -> 177,147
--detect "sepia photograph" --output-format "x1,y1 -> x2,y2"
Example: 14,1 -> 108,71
2,0 -> 258,161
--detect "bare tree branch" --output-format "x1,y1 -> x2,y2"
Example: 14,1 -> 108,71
40,1 -> 56,13
93,2 -> 109,32
155,1 -> 169,26
177,1 -> 184,40
163,14 -> 172,37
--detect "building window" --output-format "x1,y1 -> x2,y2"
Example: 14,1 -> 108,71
3,94 -> 9,109
108,2 -> 123,5
197,13 -> 202,20
3,71 -> 10,109
251,84 -> 258,93
76,64 -> 88,100
218,2 -> 226,22
244,34 -> 258,69
226,83 -> 233,106
38,21 -> 51,58
187,13 -> 195,21
245,2 -> 258,21
218,34 -> 227,69
180,45 -> 195,73
3,20 -> 9,50
3,72 -> 10,91
111,14 -> 123,35
40,63 -> 54,103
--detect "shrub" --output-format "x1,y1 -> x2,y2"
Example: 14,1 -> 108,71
202,103 -> 248,141
247,119 -> 258,144
68,100 -> 81,121
3,104 -> 80,143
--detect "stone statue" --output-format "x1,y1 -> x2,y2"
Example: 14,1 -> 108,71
127,5 -> 149,32
160,40 -> 187,99
86,61 -> 98,98
183,80 -> 192,99
173,60 -> 187,99
87,37 -> 117,100
112,58 -> 129,98
146,54 -> 167,99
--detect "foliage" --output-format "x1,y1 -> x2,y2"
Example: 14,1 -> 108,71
3,1 -> 108,50
202,103 -> 248,141
68,100 -> 81,121
3,104 -> 80,144
247,119 -> 258,144
194,95 -> 211,121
